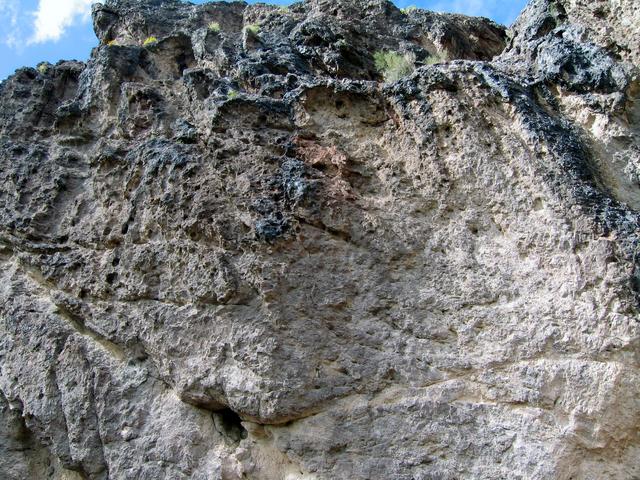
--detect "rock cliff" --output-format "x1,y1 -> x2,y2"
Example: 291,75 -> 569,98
0,0 -> 639,478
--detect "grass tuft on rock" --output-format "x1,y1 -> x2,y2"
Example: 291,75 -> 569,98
244,23 -> 260,35
373,50 -> 415,83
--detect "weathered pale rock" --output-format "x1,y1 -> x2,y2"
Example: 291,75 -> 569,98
0,0 -> 638,478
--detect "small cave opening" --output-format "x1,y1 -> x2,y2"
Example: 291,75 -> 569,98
212,408 -> 248,444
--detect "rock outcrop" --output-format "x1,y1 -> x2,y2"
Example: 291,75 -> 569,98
0,0 -> 638,478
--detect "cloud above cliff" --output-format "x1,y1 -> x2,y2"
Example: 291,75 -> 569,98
0,0 -> 22,49
29,0 -> 93,44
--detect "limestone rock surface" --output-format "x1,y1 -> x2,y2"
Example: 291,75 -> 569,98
0,0 -> 639,478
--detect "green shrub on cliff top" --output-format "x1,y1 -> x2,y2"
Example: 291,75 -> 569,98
244,23 -> 260,35
374,50 -> 415,83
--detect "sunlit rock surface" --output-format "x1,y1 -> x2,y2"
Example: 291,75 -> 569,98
0,0 -> 639,478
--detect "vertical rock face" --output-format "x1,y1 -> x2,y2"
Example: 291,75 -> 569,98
0,0 -> 638,478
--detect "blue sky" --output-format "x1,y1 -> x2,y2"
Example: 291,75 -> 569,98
0,0 -> 528,81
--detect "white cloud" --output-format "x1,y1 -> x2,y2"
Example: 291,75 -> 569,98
0,0 -> 23,49
29,0 -> 93,44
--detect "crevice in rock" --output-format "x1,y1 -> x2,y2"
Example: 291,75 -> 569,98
212,408 -> 248,445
